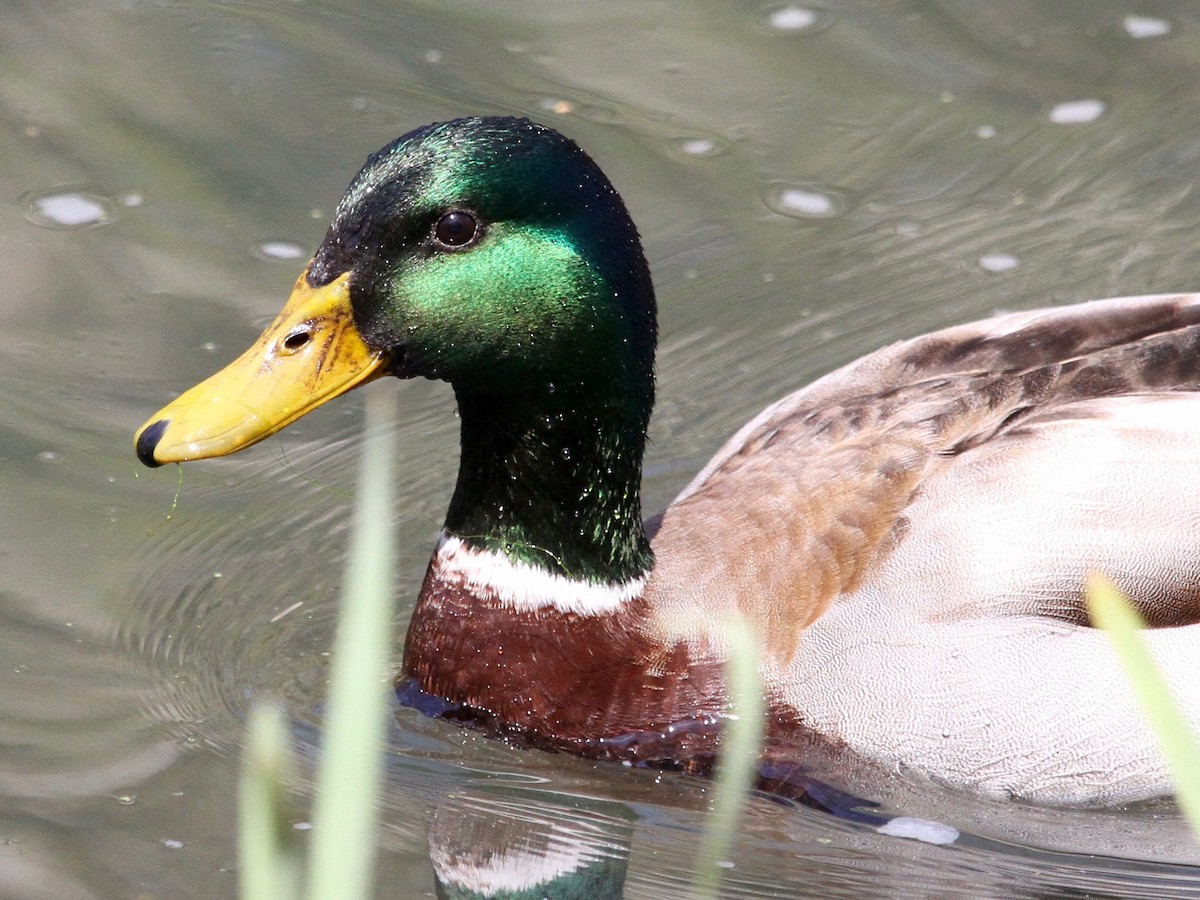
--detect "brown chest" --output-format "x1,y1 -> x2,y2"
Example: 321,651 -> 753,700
401,574 -> 728,765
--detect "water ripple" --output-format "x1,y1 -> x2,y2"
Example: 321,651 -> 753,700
116,452 -> 360,757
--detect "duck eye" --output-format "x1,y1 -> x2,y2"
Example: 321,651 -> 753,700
433,210 -> 479,248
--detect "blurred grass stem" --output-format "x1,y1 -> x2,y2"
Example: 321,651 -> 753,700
694,616 -> 765,897
1087,574 -> 1200,837
306,386 -> 398,899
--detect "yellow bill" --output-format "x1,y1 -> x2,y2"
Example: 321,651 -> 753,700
134,271 -> 387,467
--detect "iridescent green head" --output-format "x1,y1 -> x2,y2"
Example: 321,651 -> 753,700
311,117 -> 656,399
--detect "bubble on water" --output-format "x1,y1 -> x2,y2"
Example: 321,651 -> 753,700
767,185 -> 842,219
1048,99 -> 1105,124
24,190 -> 112,229
768,6 -> 818,31
539,98 -> 575,115
680,138 -> 715,156
673,136 -> 729,158
256,240 -> 305,261
979,253 -> 1019,273
877,816 -> 959,845
1123,15 -> 1170,39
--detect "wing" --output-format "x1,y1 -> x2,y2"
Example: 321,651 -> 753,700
646,293 -> 1200,659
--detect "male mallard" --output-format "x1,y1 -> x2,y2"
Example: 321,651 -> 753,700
135,117 -> 1200,806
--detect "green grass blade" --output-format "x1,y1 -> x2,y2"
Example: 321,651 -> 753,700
306,387 -> 398,900
693,616 -> 765,898
1086,574 -> 1200,836
239,702 -> 301,900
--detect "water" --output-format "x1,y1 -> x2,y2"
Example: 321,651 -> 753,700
3,1 -> 1200,896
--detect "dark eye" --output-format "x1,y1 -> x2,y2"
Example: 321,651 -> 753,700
433,210 -> 479,248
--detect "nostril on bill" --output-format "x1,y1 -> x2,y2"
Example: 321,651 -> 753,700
135,419 -> 170,468
282,329 -> 312,352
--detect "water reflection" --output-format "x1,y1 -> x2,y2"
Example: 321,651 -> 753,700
428,791 -> 632,899
416,767 -> 1200,899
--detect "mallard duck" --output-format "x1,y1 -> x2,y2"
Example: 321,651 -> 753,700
135,116 -> 1200,806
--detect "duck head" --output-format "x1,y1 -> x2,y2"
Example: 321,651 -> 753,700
135,117 -> 657,582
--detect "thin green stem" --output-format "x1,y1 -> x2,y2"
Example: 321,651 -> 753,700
694,616 -> 765,898
238,702 -> 301,900
306,387 -> 398,900
1087,574 -> 1200,838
